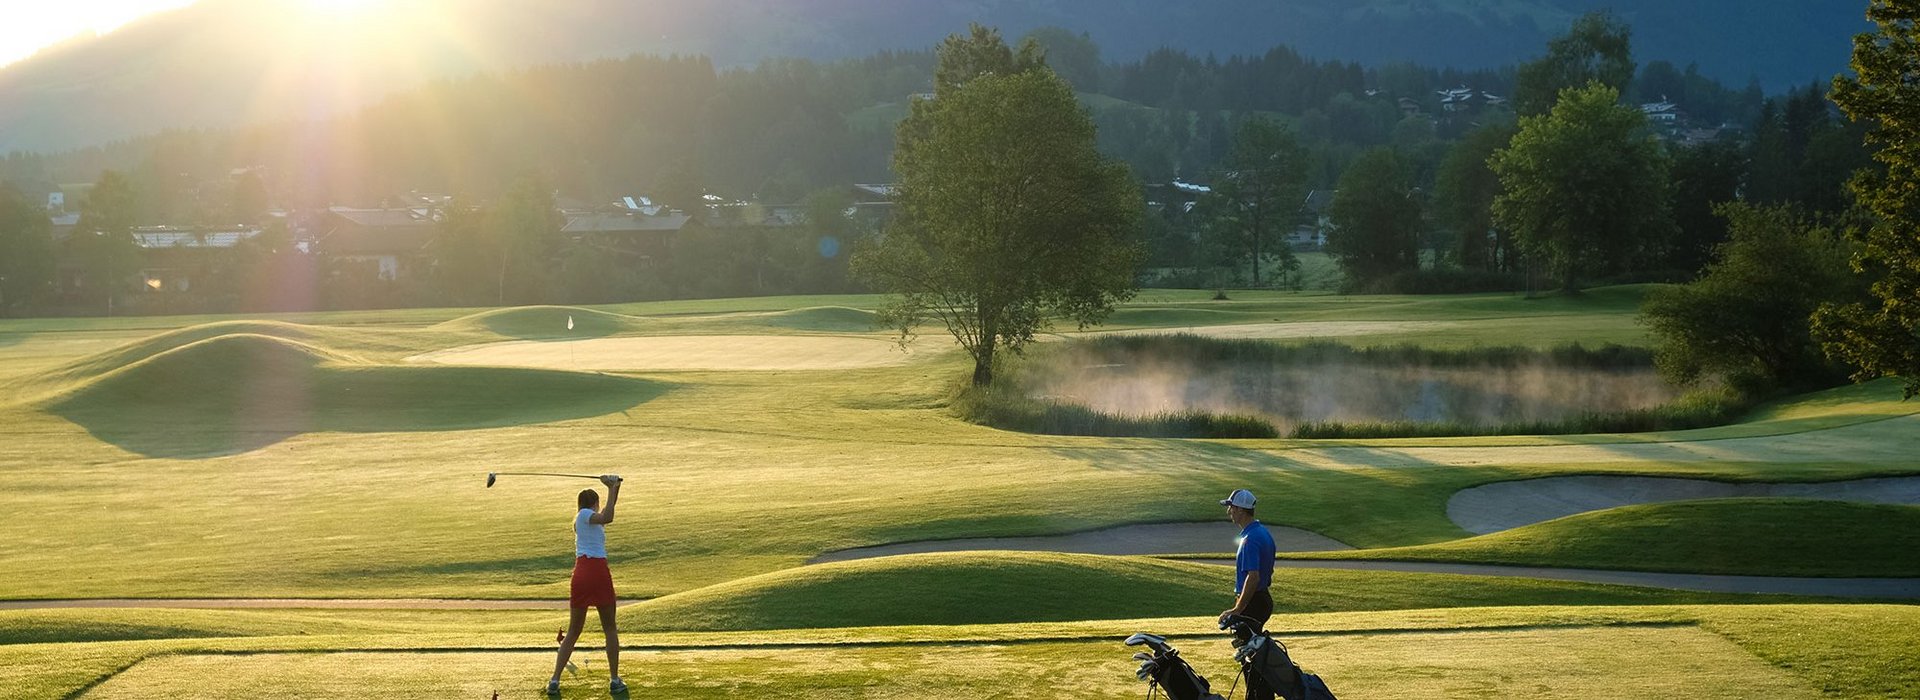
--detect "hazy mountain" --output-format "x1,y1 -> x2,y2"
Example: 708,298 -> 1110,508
0,0 -> 1870,153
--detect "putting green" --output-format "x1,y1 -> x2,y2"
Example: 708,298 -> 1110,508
72,626 -> 1815,699
410,335 -> 916,371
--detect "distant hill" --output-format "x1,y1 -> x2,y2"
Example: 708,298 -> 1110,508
0,0 -> 1870,153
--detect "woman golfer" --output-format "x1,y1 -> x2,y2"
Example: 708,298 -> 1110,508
549,474 -> 626,695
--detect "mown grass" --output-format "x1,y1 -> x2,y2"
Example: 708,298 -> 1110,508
0,286 -> 1913,601
2,605 -> 1915,700
616,551 -> 1816,632
1289,499 -> 1920,577
41,333 -> 667,457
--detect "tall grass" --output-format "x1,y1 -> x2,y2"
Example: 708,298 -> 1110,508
1075,335 -> 1656,369
953,384 -> 1278,439
1291,385 -> 1751,438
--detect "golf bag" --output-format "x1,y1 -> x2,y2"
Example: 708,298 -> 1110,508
1224,616 -> 1338,700
1124,633 -> 1226,700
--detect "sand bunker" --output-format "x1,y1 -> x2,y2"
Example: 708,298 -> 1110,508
1079,321 -> 1455,340
411,335 -> 913,371
1448,475 -> 1920,534
811,522 -> 1351,564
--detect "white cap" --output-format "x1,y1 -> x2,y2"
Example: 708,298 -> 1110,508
1219,489 -> 1256,509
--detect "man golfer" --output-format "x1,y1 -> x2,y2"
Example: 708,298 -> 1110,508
549,475 -> 626,695
1219,488 -> 1276,627
1220,488 -> 1278,700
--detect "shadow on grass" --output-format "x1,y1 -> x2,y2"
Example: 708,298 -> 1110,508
50,353 -> 672,459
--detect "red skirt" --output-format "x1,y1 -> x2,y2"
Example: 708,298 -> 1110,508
570,556 -> 616,608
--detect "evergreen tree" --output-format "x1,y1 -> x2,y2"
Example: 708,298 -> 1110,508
1816,0 -> 1920,398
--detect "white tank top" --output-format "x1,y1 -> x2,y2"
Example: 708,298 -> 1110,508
574,508 -> 607,558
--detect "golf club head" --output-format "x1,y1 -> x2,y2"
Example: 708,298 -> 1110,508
486,473 -> 497,488
1124,632 -> 1169,651
1133,652 -> 1154,662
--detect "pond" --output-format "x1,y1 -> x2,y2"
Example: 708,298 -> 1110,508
1013,338 -> 1684,436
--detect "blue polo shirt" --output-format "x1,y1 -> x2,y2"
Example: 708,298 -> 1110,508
1234,521 -> 1276,594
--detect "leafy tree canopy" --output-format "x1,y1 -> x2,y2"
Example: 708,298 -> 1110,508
1491,82 -> 1672,292
856,28 -> 1142,386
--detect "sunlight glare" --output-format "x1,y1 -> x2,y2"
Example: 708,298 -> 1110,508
304,0 -> 386,15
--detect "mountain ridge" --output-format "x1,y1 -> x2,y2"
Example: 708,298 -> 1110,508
0,0 -> 1871,153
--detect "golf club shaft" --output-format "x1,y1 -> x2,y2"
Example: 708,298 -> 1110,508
493,472 -> 603,480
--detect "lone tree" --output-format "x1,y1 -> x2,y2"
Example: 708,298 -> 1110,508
1491,82 -> 1672,293
1816,0 -> 1920,398
854,26 -> 1143,386
1210,118 -> 1308,287
1326,147 -> 1423,285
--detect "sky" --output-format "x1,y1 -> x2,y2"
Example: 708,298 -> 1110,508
0,0 -> 390,67
0,0 -> 197,67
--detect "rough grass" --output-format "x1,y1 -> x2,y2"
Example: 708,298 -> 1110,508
1291,499 -> 1920,577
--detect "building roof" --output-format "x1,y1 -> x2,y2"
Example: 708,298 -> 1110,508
328,207 -> 435,228
130,226 -> 264,250
1171,179 -> 1212,194
853,183 -> 898,199
321,207 -> 437,254
562,212 -> 692,234
1304,189 -> 1337,214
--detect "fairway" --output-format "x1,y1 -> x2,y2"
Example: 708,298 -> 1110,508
3,288 -> 1917,699
412,334 -> 916,371
73,625 -> 1815,700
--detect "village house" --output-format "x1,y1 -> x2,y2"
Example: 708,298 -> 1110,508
315,207 -> 437,280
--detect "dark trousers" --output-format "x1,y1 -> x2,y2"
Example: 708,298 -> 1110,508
1243,588 -> 1276,700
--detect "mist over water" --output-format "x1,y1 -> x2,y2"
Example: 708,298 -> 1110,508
1022,344 -> 1680,433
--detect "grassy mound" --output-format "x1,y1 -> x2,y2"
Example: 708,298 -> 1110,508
28,321 -> 324,390
620,551 -> 1772,632
755,306 -> 879,333
433,305 -> 645,339
48,333 -> 665,456
1292,498 -> 1920,577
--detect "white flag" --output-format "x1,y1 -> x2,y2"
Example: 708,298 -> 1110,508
567,315 -> 574,331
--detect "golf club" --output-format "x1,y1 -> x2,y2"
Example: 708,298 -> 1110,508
486,472 -> 622,488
